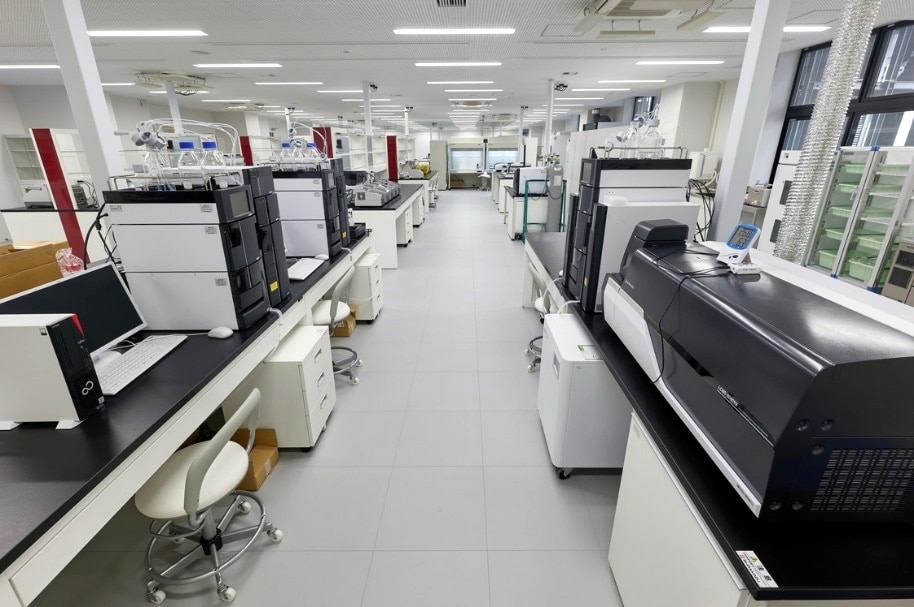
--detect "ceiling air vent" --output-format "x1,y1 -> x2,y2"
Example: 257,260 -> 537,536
437,0 -> 467,6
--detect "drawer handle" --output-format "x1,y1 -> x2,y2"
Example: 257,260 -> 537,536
320,395 -> 328,410
314,348 -> 323,363
317,372 -> 326,387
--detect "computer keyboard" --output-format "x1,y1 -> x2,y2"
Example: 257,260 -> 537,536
97,334 -> 188,396
288,258 -> 324,281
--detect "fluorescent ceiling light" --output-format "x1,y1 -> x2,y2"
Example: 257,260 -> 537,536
427,80 -> 494,84
784,25 -> 831,32
445,89 -> 503,92
88,29 -> 207,37
449,98 -> 497,101
556,97 -> 604,100
262,105 -> 282,108
150,90 -> 209,94
255,81 -> 322,85
318,89 -> 361,93
572,88 -> 630,91
359,104 -> 402,107
598,79 -> 665,83
342,98 -> 391,102
0,64 -> 59,69
637,60 -> 723,65
200,99 -> 251,103
553,103 -> 584,107
101,82 -> 134,86
194,63 -> 282,68
416,62 -> 501,67
396,28 -> 514,35
268,110 -> 305,113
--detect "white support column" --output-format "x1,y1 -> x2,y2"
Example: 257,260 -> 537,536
363,80 -> 373,168
163,82 -> 184,134
404,108 -> 410,136
517,105 -> 527,159
708,0 -> 788,240
39,0 -> 122,187
545,80 -> 555,156
243,112 -> 263,138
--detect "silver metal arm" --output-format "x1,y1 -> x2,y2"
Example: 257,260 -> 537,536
184,388 -> 260,515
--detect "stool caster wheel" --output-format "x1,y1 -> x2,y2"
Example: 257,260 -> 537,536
218,585 -> 236,602
268,528 -> 284,542
557,468 -> 573,480
351,376 -> 360,385
171,536 -> 185,545
527,364 -> 536,373
147,588 -> 166,604
237,499 -> 252,515
524,348 -> 531,356
355,359 -> 364,367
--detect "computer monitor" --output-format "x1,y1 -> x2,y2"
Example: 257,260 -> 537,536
0,263 -> 146,357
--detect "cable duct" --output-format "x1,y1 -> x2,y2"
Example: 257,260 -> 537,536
774,0 -> 882,262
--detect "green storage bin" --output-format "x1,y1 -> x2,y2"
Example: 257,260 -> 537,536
816,250 -> 838,268
847,257 -> 875,281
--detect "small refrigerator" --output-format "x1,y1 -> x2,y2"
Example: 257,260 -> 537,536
537,314 -> 632,476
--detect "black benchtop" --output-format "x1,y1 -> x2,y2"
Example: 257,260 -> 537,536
351,183 -> 422,211
504,185 -> 547,198
0,234 -> 365,573
526,234 -> 914,601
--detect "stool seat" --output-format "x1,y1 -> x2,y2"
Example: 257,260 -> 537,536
135,441 -> 248,520
312,300 -> 351,326
534,295 -> 547,314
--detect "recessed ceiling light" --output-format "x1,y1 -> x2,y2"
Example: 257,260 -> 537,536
318,89 -> 362,93
395,28 -> 514,35
268,110 -> 305,113
88,30 -> 207,37
555,97 -> 604,100
101,82 -> 135,86
255,81 -> 322,85
262,105 -> 282,108
416,62 -> 501,67
572,88 -> 630,92
0,64 -> 59,69
636,60 -> 723,65
193,63 -> 282,68
598,80 -> 665,83
703,26 -> 751,33
448,98 -> 497,101
427,80 -> 494,85
342,98 -> 391,102
359,104 -> 403,108
200,99 -> 252,103
149,90 -> 209,94
552,103 -> 584,107
444,89 -> 503,92
784,25 -> 831,32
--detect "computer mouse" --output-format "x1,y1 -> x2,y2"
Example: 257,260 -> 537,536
207,326 -> 234,339
314,254 -> 329,261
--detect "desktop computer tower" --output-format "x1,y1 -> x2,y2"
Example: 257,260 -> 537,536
273,169 -> 343,257
0,313 -> 105,429
245,167 -> 291,307
104,186 -> 270,331
564,158 -> 698,313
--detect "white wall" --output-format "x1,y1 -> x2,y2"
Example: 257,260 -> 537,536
711,80 -> 739,156
0,85 -> 26,220
12,86 -> 76,130
659,82 -> 720,154
750,49 -> 800,185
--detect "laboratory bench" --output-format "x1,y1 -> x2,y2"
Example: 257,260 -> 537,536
350,183 -> 422,269
0,233 -> 374,606
493,175 -> 513,212
397,170 -> 437,226
504,185 -> 548,241
525,233 -> 914,606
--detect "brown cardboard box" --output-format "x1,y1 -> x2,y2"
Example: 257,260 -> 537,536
231,428 -> 279,491
0,240 -> 68,299
329,303 -> 358,337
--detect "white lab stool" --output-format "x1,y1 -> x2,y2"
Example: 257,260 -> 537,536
134,389 -> 282,604
312,266 -> 362,384
525,263 -> 552,373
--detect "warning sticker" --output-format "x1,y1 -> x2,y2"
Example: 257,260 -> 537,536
577,345 -> 602,361
736,550 -> 778,588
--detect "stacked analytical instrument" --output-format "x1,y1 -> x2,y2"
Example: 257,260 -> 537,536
243,166 -> 291,306
327,158 -> 351,247
104,186 -> 270,331
563,158 -> 698,312
273,168 -> 344,257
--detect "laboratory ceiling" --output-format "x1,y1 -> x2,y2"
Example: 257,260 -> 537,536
0,0 -> 911,130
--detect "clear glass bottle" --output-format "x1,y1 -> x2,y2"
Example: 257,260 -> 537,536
304,141 -> 322,167
640,119 -> 662,159
177,141 -> 201,189
200,140 -> 229,188
279,142 -> 295,171
291,142 -> 306,170
623,122 -> 641,159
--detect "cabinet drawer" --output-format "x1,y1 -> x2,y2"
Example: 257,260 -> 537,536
307,386 -> 334,435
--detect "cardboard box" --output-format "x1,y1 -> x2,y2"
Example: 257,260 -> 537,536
0,240 -> 68,299
329,303 -> 358,337
231,428 -> 279,491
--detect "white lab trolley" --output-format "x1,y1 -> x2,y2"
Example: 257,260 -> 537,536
223,325 -> 336,449
537,314 -> 632,477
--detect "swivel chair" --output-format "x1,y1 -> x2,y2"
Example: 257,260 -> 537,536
525,264 -> 552,373
312,266 -> 362,385
134,389 -> 283,604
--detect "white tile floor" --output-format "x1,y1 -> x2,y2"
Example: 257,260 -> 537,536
34,189 -> 624,607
